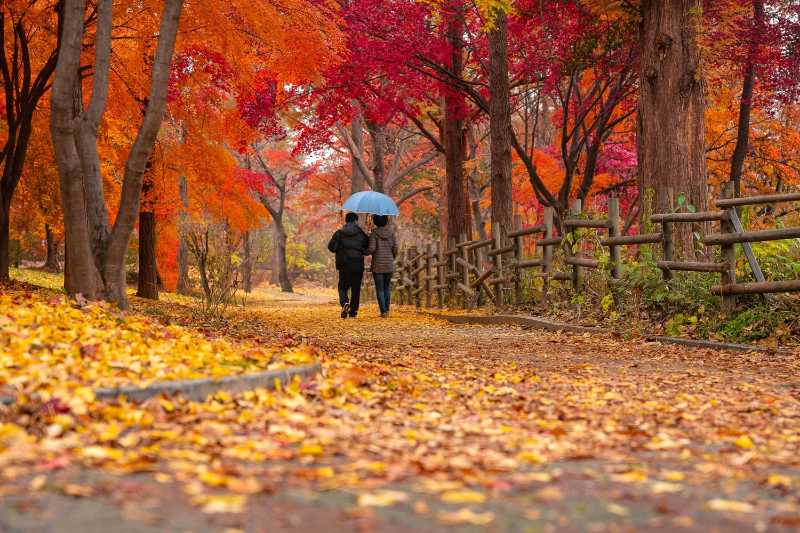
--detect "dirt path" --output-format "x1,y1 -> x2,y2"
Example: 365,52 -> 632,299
3,296 -> 800,532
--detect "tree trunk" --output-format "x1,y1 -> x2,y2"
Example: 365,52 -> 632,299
0,3 -> 62,282
444,10 -> 468,243
729,0 -> 764,197
638,0 -> 708,258
136,208 -> 158,299
51,0 -> 101,298
51,0 -> 184,307
274,222 -> 293,293
367,121 -> 386,192
44,224 -> 60,271
0,203 -> 9,281
176,175 -> 190,294
488,10 -> 513,240
350,107 -> 366,194
242,231 -> 253,293
100,0 -> 183,307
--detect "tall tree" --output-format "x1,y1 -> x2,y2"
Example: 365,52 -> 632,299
51,0 -> 183,306
0,1 -> 61,281
638,0 -> 707,256
487,9 -> 513,237
443,6 -> 468,242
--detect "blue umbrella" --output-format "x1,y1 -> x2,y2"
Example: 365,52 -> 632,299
342,190 -> 399,216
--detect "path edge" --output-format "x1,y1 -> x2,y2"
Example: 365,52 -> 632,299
0,363 -> 321,406
419,311 -> 791,354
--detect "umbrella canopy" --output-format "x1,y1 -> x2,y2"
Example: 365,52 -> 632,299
342,190 -> 399,216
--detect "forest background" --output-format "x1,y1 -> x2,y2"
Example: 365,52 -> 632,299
2,0 -> 800,341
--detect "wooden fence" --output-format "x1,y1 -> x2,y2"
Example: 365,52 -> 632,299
394,189 -> 800,313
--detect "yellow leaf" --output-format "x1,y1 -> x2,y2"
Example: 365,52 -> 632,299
29,475 -> 46,491
707,499 -> 755,513
63,484 -> 94,497
440,489 -> 486,504
733,435 -> 754,450
298,443 -> 323,457
534,486 -> 564,502
651,482 -> 683,494
195,494 -> 247,514
766,474 -> 792,487
607,503 -> 629,516
438,508 -> 495,525
357,490 -> 409,507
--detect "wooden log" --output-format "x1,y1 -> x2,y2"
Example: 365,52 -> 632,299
436,242 -> 445,309
507,224 -> 546,238
448,237 -> 457,306
539,236 -> 563,246
600,233 -> 662,246
457,282 -> 475,296
720,182 -> 737,313
542,207 -> 555,299
535,271 -> 572,281
491,222 -> 504,309
455,256 -> 480,274
651,210 -> 727,223
466,237 -> 495,251
661,219 -> 673,281
470,267 -> 494,288
456,238 -> 480,248
459,233 -> 470,309
703,227 -> 800,246
715,191 -> 800,208
488,276 -> 515,285
562,217 -> 610,229
657,260 -> 727,273
607,197 -> 621,279
487,244 -> 515,256
517,259 -> 543,269
569,200 -> 582,290
565,256 -> 600,268
425,244 -> 433,308
512,214 -> 523,306
712,279 -> 800,295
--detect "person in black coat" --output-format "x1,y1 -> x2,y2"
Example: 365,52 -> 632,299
327,212 -> 369,318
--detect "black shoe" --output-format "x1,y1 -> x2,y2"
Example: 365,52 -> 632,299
341,303 -> 350,319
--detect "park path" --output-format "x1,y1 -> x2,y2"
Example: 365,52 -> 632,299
3,290 -> 800,532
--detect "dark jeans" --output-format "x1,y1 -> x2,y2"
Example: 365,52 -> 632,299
337,269 -> 363,316
373,272 -> 392,314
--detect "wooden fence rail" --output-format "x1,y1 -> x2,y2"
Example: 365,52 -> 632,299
393,190 -> 800,312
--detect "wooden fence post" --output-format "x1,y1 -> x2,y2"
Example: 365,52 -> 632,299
448,237 -> 457,307
542,207 -> 554,299
513,215 -> 523,305
492,222 -> 504,309
436,242 -> 445,308
720,182 -> 737,313
569,199 -> 582,291
608,197 -> 621,279
425,243 -> 433,308
460,233 -> 470,309
660,188 -> 674,281
406,247 -> 415,306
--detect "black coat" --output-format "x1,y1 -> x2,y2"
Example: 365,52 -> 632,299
328,222 -> 369,272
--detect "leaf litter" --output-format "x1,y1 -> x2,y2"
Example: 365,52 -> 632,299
1,283 -> 800,529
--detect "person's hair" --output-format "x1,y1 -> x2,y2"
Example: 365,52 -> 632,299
345,212 -> 358,223
373,214 -> 389,227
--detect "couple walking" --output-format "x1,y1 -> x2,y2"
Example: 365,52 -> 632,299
328,212 -> 396,318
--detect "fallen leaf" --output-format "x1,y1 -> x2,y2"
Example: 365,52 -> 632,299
438,508 -> 495,525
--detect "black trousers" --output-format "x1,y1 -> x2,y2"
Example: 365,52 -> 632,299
337,269 -> 363,315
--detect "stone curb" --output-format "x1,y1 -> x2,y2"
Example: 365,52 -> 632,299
420,311 -> 792,354
0,363 -> 321,406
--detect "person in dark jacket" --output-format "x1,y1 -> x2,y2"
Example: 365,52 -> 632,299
367,215 -> 397,317
328,212 -> 369,318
